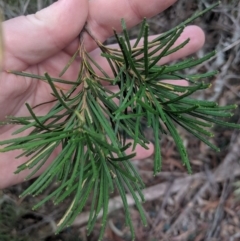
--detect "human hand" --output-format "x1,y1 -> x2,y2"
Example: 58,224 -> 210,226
0,0 -> 205,189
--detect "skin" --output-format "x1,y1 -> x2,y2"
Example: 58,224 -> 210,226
0,0 -> 205,189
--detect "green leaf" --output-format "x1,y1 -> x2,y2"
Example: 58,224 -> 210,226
149,27 -> 185,69
133,18 -> 147,48
165,115 -> 192,173
152,115 -> 162,174
59,49 -> 79,77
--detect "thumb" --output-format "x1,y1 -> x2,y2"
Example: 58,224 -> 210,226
3,0 -> 88,70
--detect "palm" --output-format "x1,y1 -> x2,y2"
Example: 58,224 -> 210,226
0,50 -> 78,120
0,0 -> 204,188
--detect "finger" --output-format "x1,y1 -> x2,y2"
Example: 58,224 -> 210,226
0,141 -> 154,189
37,24 -> 203,92
126,141 -> 154,160
83,0 -> 178,51
0,9 -> 3,71
89,25 -> 205,78
159,25 -> 205,65
0,148 -> 57,189
2,0 -> 88,71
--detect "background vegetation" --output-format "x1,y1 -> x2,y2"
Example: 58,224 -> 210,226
1,0 -> 240,240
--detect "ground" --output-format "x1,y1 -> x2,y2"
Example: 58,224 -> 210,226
1,0 -> 240,241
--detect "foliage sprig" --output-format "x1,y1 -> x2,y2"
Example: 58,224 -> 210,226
1,2 -> 239,239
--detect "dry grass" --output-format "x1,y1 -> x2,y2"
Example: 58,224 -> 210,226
1,1 -> 240,241
0,0 -> 56,19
